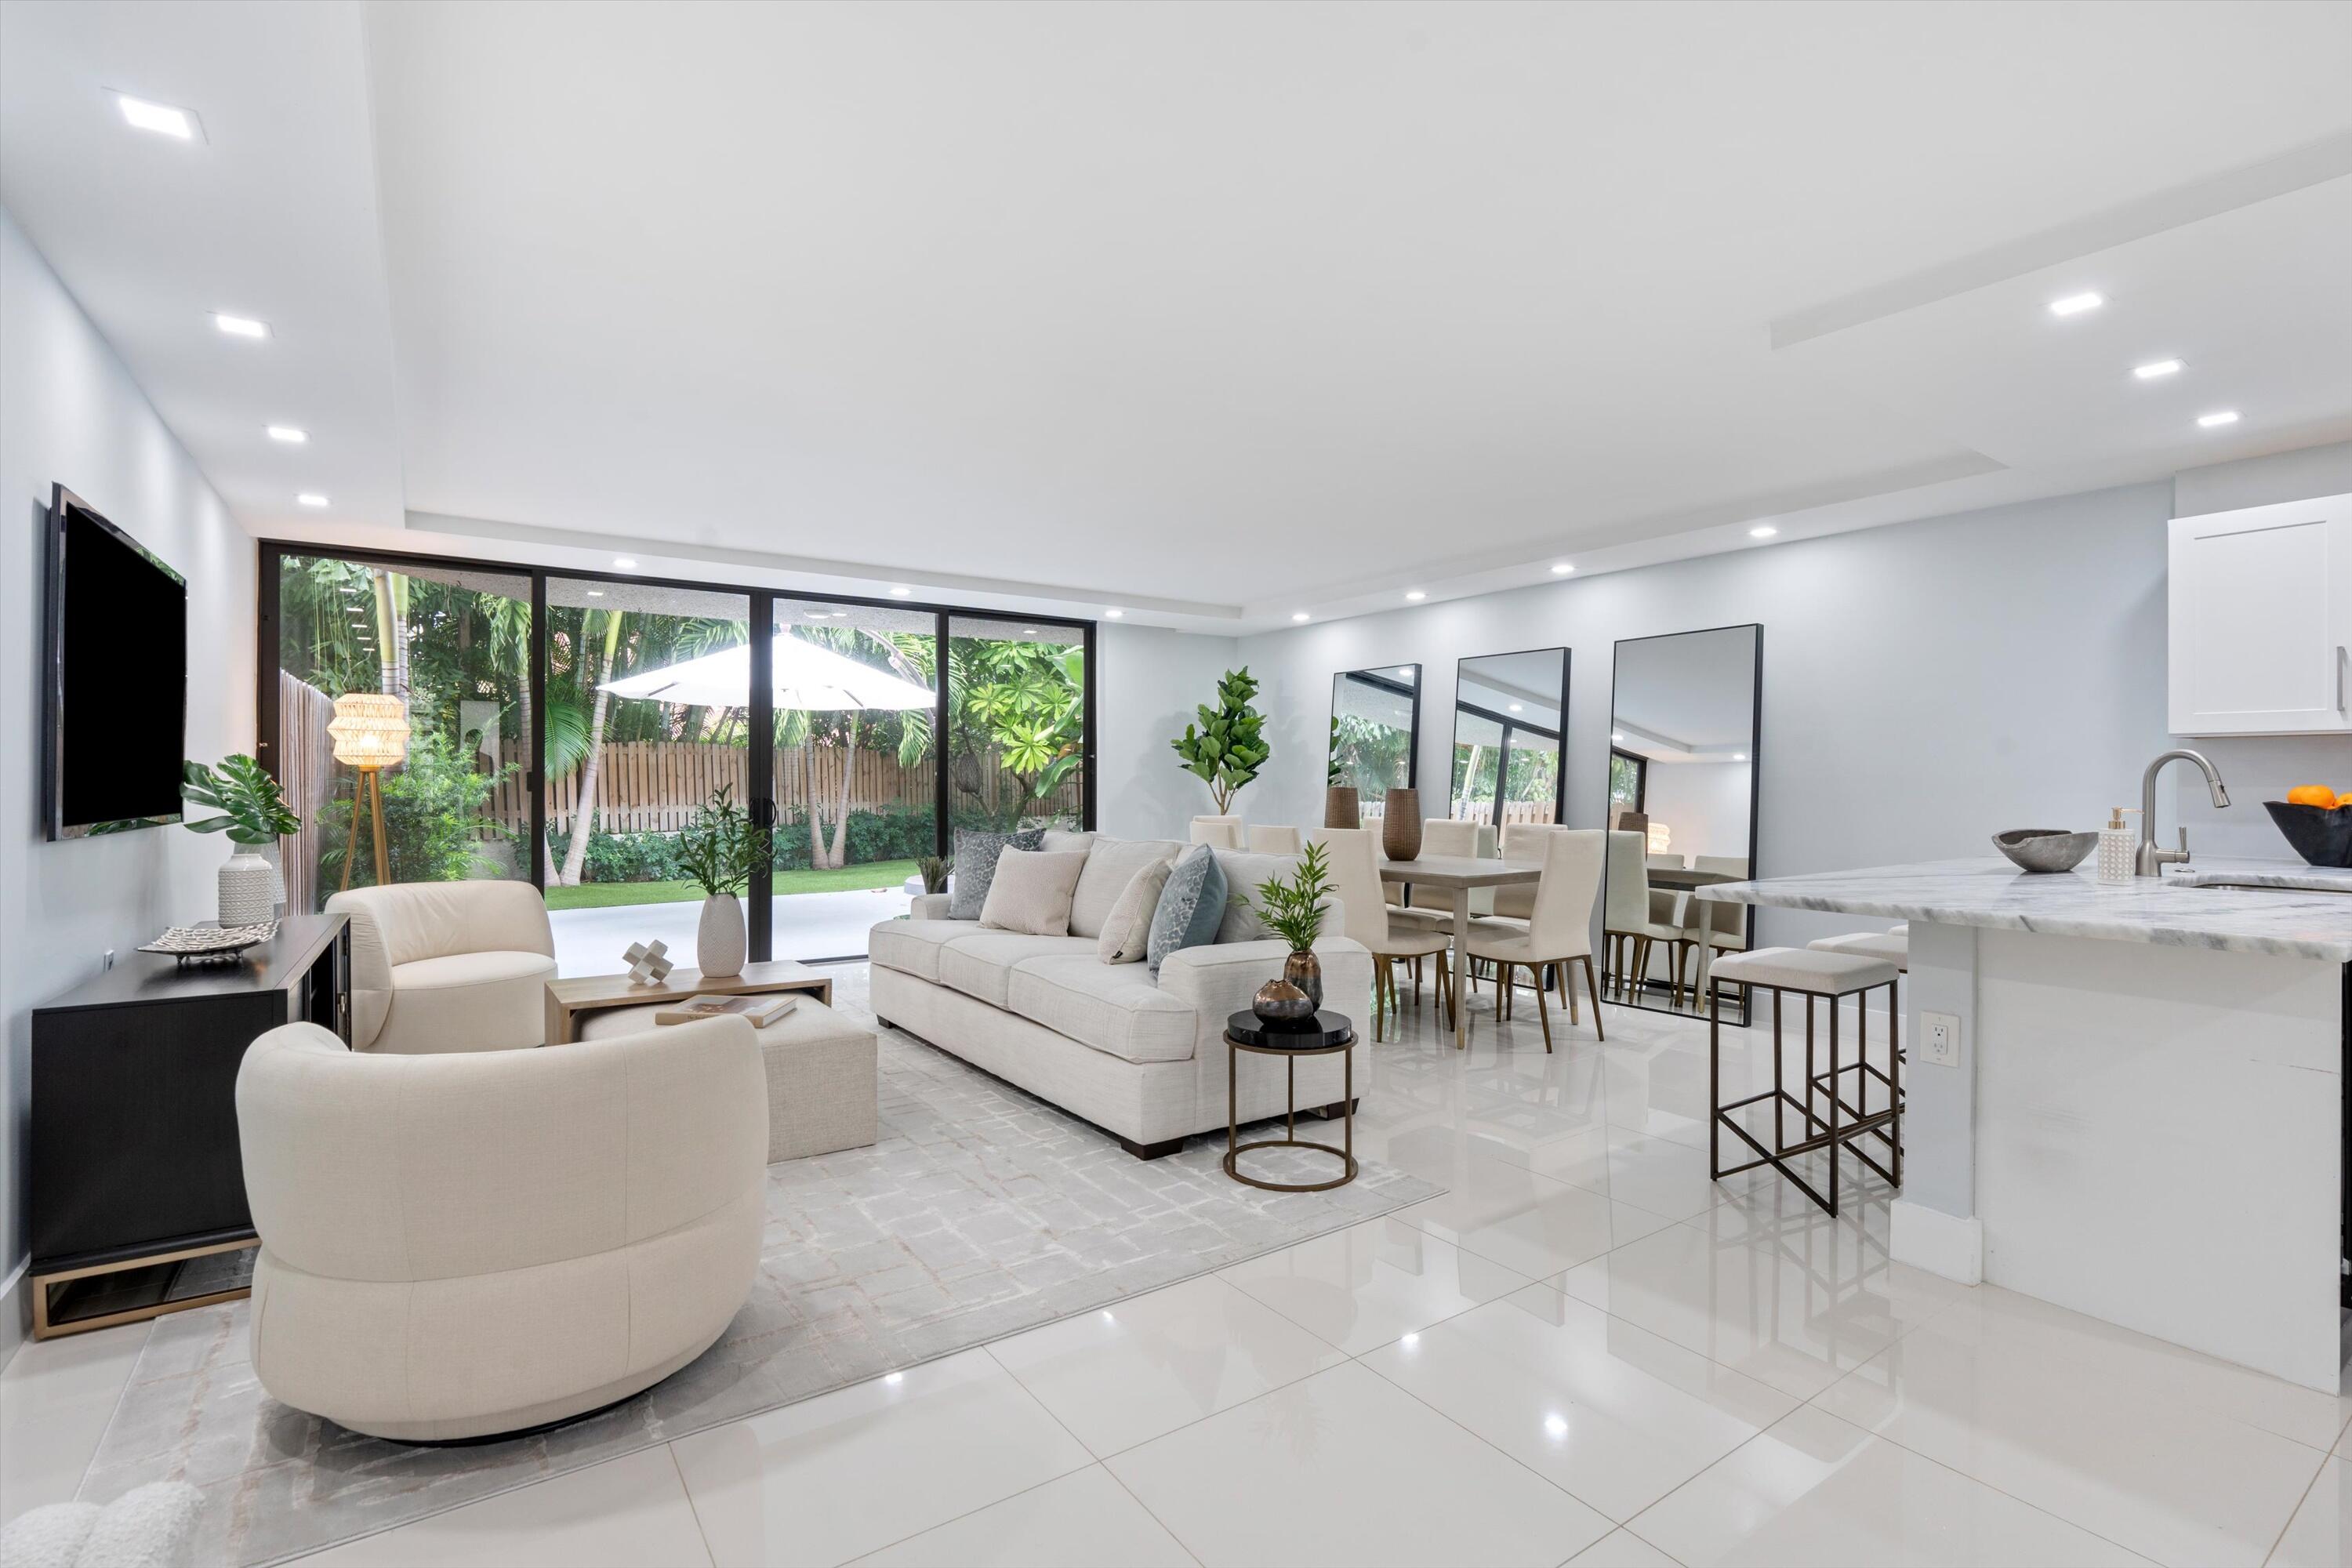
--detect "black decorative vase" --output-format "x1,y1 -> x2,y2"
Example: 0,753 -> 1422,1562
1251,978 -> 1316,1024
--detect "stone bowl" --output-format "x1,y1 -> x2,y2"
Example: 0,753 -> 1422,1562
1991,828 -> 2097,873
2264,802 -> 2352,867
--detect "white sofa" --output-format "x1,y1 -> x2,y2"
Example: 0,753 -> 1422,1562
326,880 -> 557,1053
869,833 -> 1371,1158
236,1014 -> 766,1442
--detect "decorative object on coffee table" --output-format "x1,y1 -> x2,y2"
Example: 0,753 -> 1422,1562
1224,1009 -> 1358,1192
180,756 -> 302,926
1382,787 -> 1422,861
1324,783 -> 1360,829
543,957 -> 834,1046
622,938 -> 673,985
680,784 -> 763,978
1243,840 -> 1334,1012
325,694 -> 410,889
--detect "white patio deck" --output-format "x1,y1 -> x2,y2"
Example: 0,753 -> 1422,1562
547,885 -> 912,975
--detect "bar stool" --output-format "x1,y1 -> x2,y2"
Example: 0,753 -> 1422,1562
1806,931 -> 1907,1185
1708,947 -> 1902,1216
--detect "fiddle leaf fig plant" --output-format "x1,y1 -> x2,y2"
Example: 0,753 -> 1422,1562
181,755 -> 301,846
1171,666 -> 1270,813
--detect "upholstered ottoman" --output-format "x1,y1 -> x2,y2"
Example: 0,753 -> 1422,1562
577,997 -> 879,1163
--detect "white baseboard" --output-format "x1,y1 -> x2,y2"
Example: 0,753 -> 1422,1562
1889,1199 -> 1983,1286
0,1255 -> 28,1374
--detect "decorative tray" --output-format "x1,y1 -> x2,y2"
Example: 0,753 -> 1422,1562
139,922 -> 280,964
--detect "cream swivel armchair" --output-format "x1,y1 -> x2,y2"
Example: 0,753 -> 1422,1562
1462,829 -> 1606,1050
327,881 -> 557,1053
236,1014 -> 767,1443
1313,827 -> 1455,1041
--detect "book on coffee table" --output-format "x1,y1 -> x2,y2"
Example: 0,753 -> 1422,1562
653,993 -> 799,1029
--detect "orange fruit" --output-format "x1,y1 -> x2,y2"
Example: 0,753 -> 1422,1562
2285,785 -> 2339,808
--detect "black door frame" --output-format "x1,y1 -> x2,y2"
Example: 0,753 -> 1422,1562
256,540 -> 1098,964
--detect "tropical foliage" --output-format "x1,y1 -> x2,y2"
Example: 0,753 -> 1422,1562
1327,710 -> 1410,796
181,755 -> 301,846
317,729 -> 507,888
678,784 -> 764,898
1241,840 -> 1333,953
946,634 -> 1084,831
1171,667 -> 1269,812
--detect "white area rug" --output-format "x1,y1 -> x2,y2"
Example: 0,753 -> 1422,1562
77,967 -> 1437,1566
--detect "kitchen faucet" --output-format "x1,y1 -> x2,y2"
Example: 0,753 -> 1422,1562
2136,748 -> 2230,877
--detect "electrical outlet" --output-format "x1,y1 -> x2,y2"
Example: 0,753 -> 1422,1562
101,948 -> 115,971
1921,1011 -> 1959,1066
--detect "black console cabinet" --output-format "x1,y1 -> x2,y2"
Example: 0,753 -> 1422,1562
29,913 -> 348,1337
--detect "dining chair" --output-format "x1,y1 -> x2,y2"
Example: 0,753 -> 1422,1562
1647,852 -> 1688,872
1603,829 -> 1685,1006
1694,854 -> 1749,879
1245,824 -> 1303,854
1312,827 -> 1454,1040
1462,829 -> 1606,1050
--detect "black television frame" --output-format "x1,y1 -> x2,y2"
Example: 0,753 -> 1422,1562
43,484 -> 187,840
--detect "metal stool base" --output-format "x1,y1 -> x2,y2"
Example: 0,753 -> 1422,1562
1708,975 -> 1903,1218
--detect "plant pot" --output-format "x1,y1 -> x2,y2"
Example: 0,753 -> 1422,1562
1382,789 -> 1422,861
1283,947 -> 1323,1010
259,839 -> 288,911
697,894 -> 747,978
1324,786 -> 1360,830
219,850 -> 276,927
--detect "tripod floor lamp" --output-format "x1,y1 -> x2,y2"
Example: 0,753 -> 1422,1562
328,693 -> 411,890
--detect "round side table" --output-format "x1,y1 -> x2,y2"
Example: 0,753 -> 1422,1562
1224,1009 -> 1358,1192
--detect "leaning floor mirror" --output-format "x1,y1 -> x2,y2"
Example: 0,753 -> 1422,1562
1601,624 -> 1762,1022
1450,648 -> 1568,830
1327,663 -> 1421,826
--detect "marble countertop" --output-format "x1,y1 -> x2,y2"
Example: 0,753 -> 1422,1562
1697,855 -> 2352,963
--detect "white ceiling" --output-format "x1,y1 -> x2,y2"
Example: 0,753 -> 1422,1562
4,1 -> 2350,633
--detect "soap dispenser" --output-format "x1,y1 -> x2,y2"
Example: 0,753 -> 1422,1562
2097,808 -> 2138,884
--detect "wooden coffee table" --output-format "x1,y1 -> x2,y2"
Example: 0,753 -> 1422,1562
543,960 -> 834,1046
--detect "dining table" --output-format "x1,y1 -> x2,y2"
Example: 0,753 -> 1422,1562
1379,854 -> 1542,1050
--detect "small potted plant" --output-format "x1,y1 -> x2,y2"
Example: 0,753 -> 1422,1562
679,784 -> 763,978
916,854 -> 951,895
1240,840 -> 1334,1022
182,756 -> 303,924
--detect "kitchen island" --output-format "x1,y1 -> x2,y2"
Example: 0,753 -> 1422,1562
1700,856 -> 2350,1392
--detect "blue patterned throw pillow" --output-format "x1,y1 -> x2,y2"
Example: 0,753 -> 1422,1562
949,826 -> 1047,920
1147,844 -> 1229,971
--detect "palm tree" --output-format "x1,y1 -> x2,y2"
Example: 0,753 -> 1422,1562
557,608 -> 626,886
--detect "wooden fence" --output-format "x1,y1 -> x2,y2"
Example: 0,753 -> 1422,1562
1449,798 -> 1559,828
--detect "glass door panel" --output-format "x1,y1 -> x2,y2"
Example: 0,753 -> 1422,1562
946,616 -> 1087,837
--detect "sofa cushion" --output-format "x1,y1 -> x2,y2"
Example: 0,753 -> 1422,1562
938,932 -> 1098,1008
1148,844 -> 1228,971
947,826 -> 1046,920
979,849 -> 1089,935
868,916 -> 975,982
1068,837 -> 1181,938
1210,848 -> 1301,943
1007,956 -> 1198,1065
1097,857 -> 1174,964
1040,829 -> 1096,855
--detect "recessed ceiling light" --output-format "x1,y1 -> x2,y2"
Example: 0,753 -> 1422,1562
1748,524 -> 1778,539
1105,608 -> 1123,619
1508,703 -> 1523,713
1734,752 -> 1748,761
1551,563 -> 1573,575
1022,628 -> 1039,636
887,586 -> 911,597
296,492 -> 328,507
1544,1414 -> 1570,1440
1611,731 -> 1625,742
265,425 -> 307,443
1393,667 -> 1413,679
1404,590 -> 1426,601
118,94 -> 197,140
2197,410 -> 2241,428
613,557 -> 637,569
1290,612 -> 1310,622
2048,292 -> 2103,317
2133,359 -> 2183,380
213,313 -> 269,339
586,590 -> 604,598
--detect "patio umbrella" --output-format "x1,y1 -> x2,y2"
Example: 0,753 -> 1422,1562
600,633 -> 935,710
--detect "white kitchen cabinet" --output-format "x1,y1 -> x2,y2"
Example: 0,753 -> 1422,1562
2168,491 -> 2352,735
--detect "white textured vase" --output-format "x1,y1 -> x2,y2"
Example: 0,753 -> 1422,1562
696,894 -> 746,978
219,850 -> 276,927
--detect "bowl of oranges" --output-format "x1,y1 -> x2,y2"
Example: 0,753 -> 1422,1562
2266,786 -> 2352,867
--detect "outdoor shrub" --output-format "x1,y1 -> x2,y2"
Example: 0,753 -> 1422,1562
318,729 -> 510,888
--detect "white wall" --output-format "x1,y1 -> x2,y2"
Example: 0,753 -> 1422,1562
0,210 -> 255,1342
1093,622 -> 1240,840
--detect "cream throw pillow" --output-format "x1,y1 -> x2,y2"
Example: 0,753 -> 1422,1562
978,849 -> 1089,936
1096,857 -> 1174,964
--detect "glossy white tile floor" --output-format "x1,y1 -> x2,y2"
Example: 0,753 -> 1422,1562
5,967 -> 2344,1566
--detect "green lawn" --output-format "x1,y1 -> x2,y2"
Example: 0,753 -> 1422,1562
543,858 -> 922,909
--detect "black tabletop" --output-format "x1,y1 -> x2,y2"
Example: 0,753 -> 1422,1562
1226,1009 -> 1354,1049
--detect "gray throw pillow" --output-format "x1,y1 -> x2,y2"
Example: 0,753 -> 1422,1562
949,826 -> 1047,920
1147,844 -> 1229,972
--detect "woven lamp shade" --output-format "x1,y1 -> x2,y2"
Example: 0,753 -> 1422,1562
328,693 -> 411,769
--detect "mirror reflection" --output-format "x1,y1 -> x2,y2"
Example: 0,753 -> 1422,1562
1449,649 -> 1567,829
1601,625 -> 1761,1021
1328,665 -> 1421,818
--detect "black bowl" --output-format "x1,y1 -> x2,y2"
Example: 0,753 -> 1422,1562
2264,802 -> 2352,868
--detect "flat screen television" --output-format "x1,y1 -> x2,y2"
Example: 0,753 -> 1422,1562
42,485 -> 187,840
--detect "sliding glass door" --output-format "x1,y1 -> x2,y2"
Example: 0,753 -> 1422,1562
260,544 -> 1094,971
